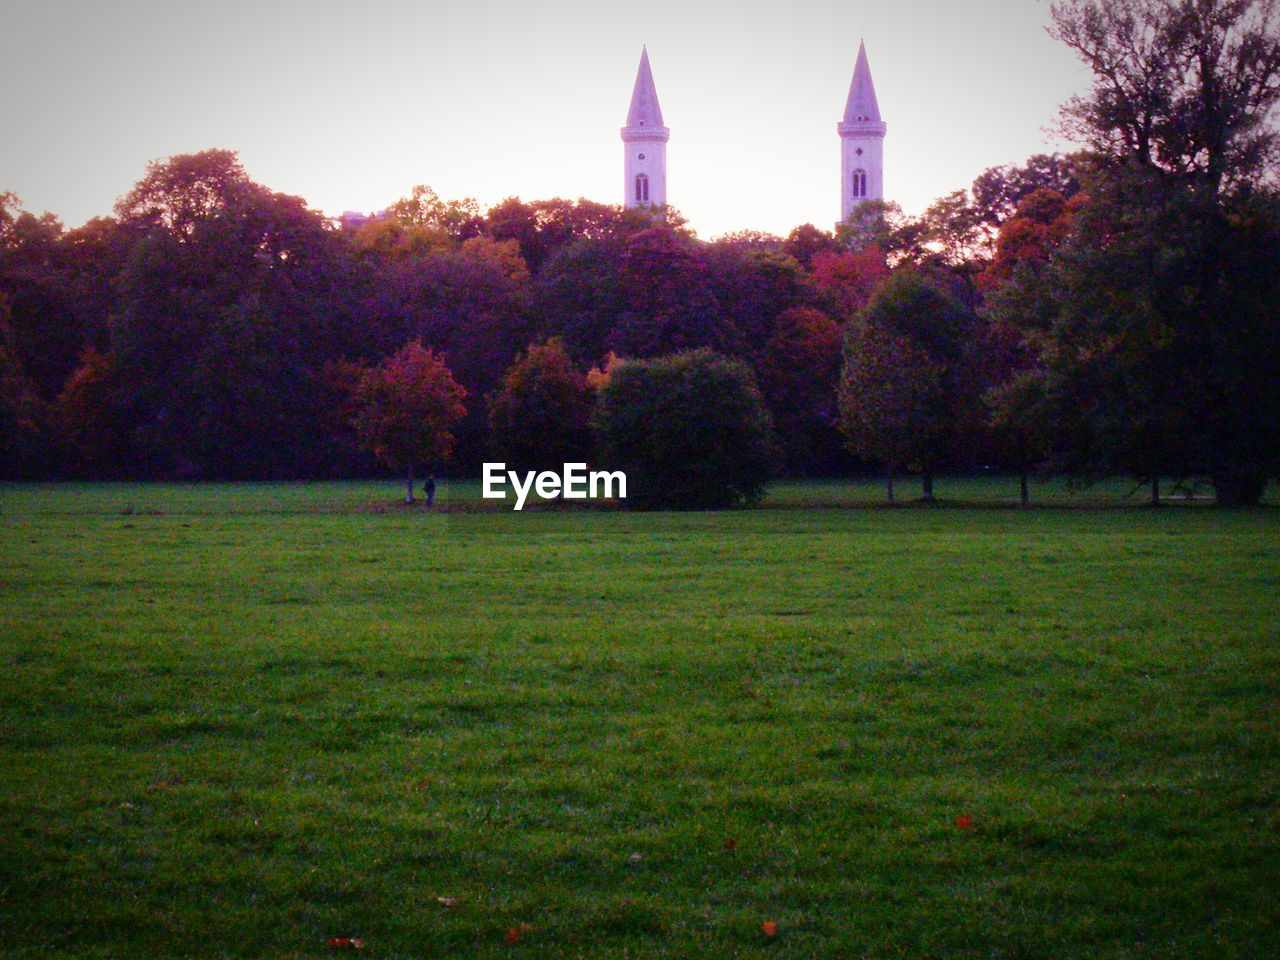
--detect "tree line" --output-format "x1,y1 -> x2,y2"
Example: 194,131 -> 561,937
1,0 -> 1277,506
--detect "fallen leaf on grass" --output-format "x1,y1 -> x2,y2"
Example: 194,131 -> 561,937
955,815 -> 974,831
762,920 -> 778,937
504,923 -> 532,944
436,896 -> 460,907
722,838 -> 738,851
327,937 -> 365,949
627,851 -> 643,864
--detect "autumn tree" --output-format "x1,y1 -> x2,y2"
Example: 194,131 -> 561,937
348,342 -> 467,502
970,154 -> 1082,233
50,346 -> 128,476
609,226 -> 736,358
808,247 -> 890,322
971,187 -> 1087,503
758,306 -> 848,474
905,155 -> 1083,285
485,197 -> 622,272
488,339 -> 593,473
386,184 -> 484,240
783,223 -> 838,269
349,223 -> 532,469
979,188 -> 1082,290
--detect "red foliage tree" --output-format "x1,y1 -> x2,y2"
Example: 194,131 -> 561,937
51,347 -> 128,475
758,307 -> 846,473
488,339 -> 592,472
348,342 -> 467,502
808,248 -> 890,322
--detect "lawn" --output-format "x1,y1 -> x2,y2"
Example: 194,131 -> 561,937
1,480 -> 1278,958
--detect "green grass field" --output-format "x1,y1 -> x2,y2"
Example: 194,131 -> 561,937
2,480 -> 1278,958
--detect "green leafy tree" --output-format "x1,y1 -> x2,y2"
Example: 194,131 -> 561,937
348,342 -> 467,502
1035,0 -> 1280,503
0,196 -> 81,400
835,200 -> 921,259
592,349 -> 776,509
111,149 -> 355,478
488,339 -> 592,473
837,269 -> 979,500
783,223 -> 838,269
1035,171 -> 1280,503
970,154 -> 1082,233
975,186 -> 1086,505
839,323 -> 943,502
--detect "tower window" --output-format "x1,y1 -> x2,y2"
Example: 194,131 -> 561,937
852,169 -> 867,199
635,173 -> 650,203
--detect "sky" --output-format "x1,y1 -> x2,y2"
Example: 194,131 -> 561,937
0,0 -> 1093,239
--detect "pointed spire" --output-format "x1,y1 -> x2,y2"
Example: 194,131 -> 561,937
626,46 -> 665,128
842,40 -> 881,124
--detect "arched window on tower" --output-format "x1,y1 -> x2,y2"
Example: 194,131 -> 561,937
852,169 -> 867,199
635,173 -> 650,204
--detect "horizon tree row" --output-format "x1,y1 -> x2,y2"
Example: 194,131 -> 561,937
2,0 -> 1277,506
0,144 -> 1057,488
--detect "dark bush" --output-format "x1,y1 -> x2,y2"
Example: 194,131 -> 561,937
592,348 -> 776,509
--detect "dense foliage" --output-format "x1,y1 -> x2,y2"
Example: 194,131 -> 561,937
592,350 -> 777,509
487,338 -> 592,472
2,0 -> 1277,503
346,341 -> 467,502
839,269 -> 979,500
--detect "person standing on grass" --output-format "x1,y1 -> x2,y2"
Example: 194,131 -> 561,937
423,475 -> 437,508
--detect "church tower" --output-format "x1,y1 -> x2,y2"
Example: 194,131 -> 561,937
838,40 -> 887,223
622,47 -> 669,209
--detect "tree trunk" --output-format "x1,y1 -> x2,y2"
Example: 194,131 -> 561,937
921,471 -> 934,501
1150,474 -> 1159,506
1020,471 -> 1029,508
405,463 -> 415,504
886,466 -> 895,503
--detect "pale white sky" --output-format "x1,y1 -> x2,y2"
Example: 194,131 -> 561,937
0,0 -> 1090,238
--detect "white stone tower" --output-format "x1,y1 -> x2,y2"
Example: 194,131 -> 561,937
621,47 -> 669,209
838,40 -> 887,223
